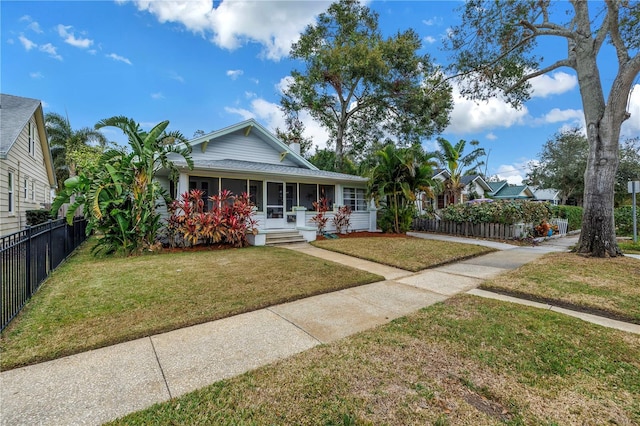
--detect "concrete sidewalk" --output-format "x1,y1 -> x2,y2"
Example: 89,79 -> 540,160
2,233 -> 637,426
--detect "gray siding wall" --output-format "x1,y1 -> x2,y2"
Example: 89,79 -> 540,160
193,130 -> 297,167
0,115 -> 51,236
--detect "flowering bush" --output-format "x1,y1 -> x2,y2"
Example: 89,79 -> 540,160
311,197 -> 329,234
166,189 -> 258,248
332,205 -> 352,234
439,200 -> 552,225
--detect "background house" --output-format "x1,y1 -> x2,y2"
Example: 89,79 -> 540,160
487,181 -> 536,200
531,186 -> 561,205
160,119 -> 376,243
0,94 -> 57,237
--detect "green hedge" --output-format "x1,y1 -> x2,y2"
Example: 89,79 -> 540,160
615,206 -> 638,237
551,205 -> 583,231
439,200 -> 552,225
26,210 -> 53,226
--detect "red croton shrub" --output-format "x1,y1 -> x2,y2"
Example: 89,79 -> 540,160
166,189 -> 258,248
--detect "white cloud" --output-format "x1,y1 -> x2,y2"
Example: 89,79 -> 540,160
127,0 -> 330,60
19,15 -> 32,22
88,49 -> 97,55
169,71 -> 184,83
57,24 -> 94,48
19,34 -> 37,51
30,71 -> 44,79
245,91 -> 257,99
39,43 -> 63,60
226,69 -> 243,80
485,132 -> 497,140
41,100 -> 49,108
422,17 -> 442,26
494,161 -> 533,185
446,86 -> 528,134
27,21 -> 43,34
530,71 -> 577,98
423,35 -> 436,44
107,53 -> 132,65
540,108 -> 583,124
250,78 -> 260,85
621,84 -> 640,137
151,92 -> 164,100
225,93 -> 329,151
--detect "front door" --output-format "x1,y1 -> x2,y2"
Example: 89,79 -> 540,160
266,181 -> 285,228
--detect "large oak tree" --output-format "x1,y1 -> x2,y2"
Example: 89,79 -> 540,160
282,0 -> 452,172
446,0 -> 639,257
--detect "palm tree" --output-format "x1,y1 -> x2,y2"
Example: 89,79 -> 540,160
369,144 -> 436,233
435,137 -> 486,205
45,112 -> 108,186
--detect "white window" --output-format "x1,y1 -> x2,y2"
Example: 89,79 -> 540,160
28,121 -> 36,156
343,187 -> 367,212
24,178 -> 28,199
8,172 -> 14,214
31,180 -> 35,201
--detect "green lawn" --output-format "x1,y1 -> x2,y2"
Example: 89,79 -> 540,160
312,236 -> 495,271
480,252 -> 640,323
0,241 -> 382,371
108,295 -> 640,425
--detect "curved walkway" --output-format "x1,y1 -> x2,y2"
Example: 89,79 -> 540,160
1,234 -> 638,425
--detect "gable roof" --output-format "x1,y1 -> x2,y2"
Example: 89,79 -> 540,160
460,174 -> 492,191
0,93 -> 41,157
432,169 -> 450,180
531,186 -> 561,200
492,184 -> 535,199
184,119 -> 319,171
486,180 -> 508,194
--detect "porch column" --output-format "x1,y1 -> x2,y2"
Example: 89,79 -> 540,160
177,172 -> 189,196
368,205 -> 378,232
294,206 -> 307,227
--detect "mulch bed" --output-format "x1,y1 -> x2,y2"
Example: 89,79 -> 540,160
316,231 -> 408,241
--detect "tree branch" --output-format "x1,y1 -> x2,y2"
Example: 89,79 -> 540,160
604,0 -> 630,65
504,58 -> 576,94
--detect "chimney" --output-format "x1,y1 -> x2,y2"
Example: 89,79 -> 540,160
290,142 -> 301,156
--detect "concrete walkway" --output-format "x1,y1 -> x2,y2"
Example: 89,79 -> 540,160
2,233 -> 638,425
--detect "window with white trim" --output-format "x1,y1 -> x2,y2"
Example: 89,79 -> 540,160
24,178 -> 28,199
343,187 -> 367,211
28,121 -> 36,156
8,172 -> 14,214
31,180 -> 35,201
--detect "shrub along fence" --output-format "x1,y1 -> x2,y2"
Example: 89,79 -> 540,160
1,218 -> 87,331
412,219 -> 533,239
412,218 -> 568,239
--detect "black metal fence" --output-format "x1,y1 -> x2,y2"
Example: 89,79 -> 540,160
1,218 -> 88,331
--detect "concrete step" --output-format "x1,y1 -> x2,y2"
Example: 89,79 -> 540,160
265,231 -> 307,245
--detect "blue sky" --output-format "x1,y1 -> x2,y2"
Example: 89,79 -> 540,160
3,1 -> 639,184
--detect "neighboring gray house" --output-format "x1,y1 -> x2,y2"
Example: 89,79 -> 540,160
0,94 -> 57,237
531,186 -> 561,205
160,119 -> 375,244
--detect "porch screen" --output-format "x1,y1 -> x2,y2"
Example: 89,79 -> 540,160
319,185 -> 335,210
299,183 -> 317,211
221,178 -> 247,197
249,180 -> 263,211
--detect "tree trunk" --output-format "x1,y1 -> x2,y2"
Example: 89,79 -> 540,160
573,30 -> 626,256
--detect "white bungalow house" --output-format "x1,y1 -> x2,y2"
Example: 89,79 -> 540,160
159,119 -> 376,245
0,94 -> 57,237
419,170 -> 492,212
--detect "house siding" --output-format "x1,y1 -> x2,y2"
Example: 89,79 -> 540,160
194,130 -> 297,167
0,114 -> 52,236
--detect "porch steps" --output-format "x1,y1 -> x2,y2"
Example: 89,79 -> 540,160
265,230 -> 307,246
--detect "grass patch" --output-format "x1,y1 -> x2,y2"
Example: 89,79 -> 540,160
619,239 -> 640,254
480,252 -> 640,323
0,242 -> 382,371
109,295 -> 640,425
311,236 -> 495,271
